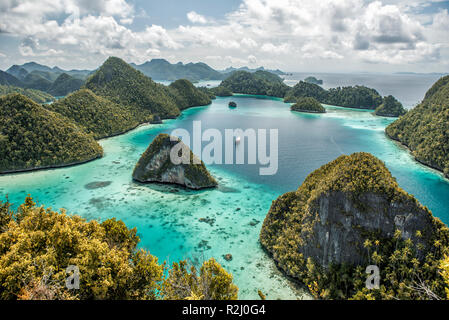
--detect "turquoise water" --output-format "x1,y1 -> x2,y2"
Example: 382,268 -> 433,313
1,95 -> 449,299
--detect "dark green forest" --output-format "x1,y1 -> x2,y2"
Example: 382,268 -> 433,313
0,94 -> 103,173
44,89 -> 140,139
386,75 -> 449,178
219,70 -> 290,98
290,97 -> 326,113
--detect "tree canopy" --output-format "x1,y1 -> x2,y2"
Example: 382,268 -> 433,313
0,93 -> 102,173
220,70 -> 289,98
375,95 -> 407,117
44,89 -> 140,139
260,152 -> 449,300
0,196 -> 238,300
290,97 -> 326,113
386,75 -> 449,178
0,85 -> 54,104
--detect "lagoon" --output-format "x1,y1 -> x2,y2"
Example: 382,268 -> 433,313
1,95 -> 449,299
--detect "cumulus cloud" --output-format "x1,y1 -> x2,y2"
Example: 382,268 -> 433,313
187,11 -> 207,24
0,0 -> 447,71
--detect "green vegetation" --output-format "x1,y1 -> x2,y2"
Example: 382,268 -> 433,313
44,89 -> 139,139
0,58 -> 212,174
285,82 -> 384,110
325,86 -> 383,109
48,73 -> 83,97
0,93 -> 102,173
386,75 -> 449,178
0,70 -> 23,87
375,95 -> 407,117
284,81 -> 327,103
133,133 -> 217,189
7,62 -> 91,81
168,79 -> 211,110
304,76 -> 323,85
162,259 -> 238,300
0,85 -> 54,103
220,70 -> 289,98
23,72 -> 53,92
0,196 -> 238,300
85,57 -> 180,119
211,86 -> 233,97
260,152 -> 449,299
290,97 -> 325,113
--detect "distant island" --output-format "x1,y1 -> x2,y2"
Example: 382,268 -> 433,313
217,70 -> 290,98
290,97 -> 325,113
386,75 -> 449,178
2,59 -> 289,95
220,66 -> 286,76
3,62 -> 90,96
304,76 -> 323,85
131,59 -> 287,82
284,81 -> 405,115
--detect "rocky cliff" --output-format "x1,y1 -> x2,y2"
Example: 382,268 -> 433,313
261,152 -> 442,269
132,133 -> 217,189
259,152 -> 449,299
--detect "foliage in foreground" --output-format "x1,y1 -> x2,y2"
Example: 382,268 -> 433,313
0,196 -> 238,300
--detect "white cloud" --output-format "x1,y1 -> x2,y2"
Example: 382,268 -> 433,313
187,11 -> 207,24
0,0 -> 447,71
248,55 -> 257,64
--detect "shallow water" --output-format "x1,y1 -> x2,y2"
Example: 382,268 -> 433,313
1,95 -> 449,299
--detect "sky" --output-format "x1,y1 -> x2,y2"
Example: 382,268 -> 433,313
0,0 -> 448,73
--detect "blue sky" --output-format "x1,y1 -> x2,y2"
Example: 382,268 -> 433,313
130,0 -> 242,29
0,0 -> 448,73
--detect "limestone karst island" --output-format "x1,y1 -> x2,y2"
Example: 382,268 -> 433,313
0,0 -> 449,312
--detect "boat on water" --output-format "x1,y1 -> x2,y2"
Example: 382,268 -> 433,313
229,101 -> 237,108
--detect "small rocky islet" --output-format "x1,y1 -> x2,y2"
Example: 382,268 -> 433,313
132,133 -> 217,190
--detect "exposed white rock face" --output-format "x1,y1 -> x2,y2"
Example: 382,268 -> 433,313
296,191 -> 435,268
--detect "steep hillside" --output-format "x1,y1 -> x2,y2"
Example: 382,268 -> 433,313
0,93 -> 102,173
85,57 -> 180,119
0,85 -> 54,103
386,75 -> 449,178
48,73 -> 84,96
220,70 -> 289,97
260,152 -> 449,299
44,89 -> 139,139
